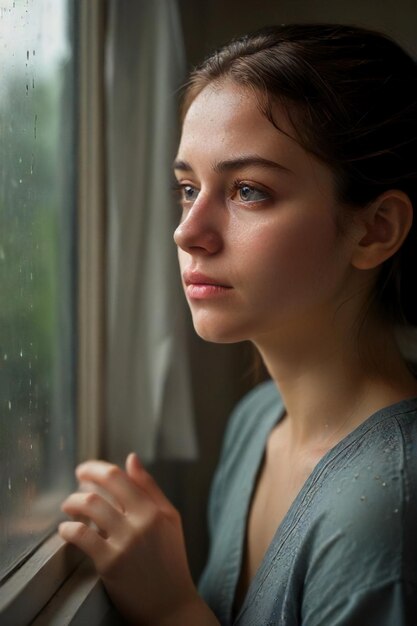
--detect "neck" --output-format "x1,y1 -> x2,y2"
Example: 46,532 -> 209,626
254,316 -> 417,450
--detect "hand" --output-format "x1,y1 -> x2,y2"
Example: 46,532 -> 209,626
59,453 -> 202,625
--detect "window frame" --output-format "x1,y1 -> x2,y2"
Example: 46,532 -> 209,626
0,0 -> 108,622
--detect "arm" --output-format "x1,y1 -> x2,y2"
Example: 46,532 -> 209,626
59,453 -> 219,626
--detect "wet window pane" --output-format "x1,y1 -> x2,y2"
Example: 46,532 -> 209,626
0,0 -> 76,580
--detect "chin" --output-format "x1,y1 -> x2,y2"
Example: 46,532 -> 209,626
192,317 -> 252,345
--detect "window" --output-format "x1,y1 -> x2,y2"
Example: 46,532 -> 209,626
0,0 -> 76,582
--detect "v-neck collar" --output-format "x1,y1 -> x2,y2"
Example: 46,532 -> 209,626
232,393 -> 417,624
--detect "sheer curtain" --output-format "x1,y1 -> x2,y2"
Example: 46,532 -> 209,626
105,0 -> 197,464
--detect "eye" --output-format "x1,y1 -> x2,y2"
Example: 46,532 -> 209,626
232,182 -> 269,203
172,182 -> 199,205
183,185 -> 199,202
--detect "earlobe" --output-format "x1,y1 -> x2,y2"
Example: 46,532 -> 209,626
351,190 -> 413,271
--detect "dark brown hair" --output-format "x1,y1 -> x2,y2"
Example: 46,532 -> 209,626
180,24 -> 417,325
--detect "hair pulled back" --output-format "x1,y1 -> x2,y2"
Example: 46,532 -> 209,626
181,24 -> 417,325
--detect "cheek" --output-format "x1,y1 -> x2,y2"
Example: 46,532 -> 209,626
244,213 -> 341,294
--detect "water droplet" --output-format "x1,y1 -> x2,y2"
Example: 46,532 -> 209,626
18,156 -> 22,163
25,84 -> 28,95
360,495 -> 366,501
24,476 -> 28,483
393,508 -> 399,514
8,477 -> 11,490
3,354 -> 7,361
354,473 -> 359,480
30,272 -> 33,281
20,349 -> 23,357
8,400 -> 11,410
382,482 -> 387,487
374,475 -> 380,481
26,50 -> 29,60
29,443 -> 33,450
19,178 -> 23,184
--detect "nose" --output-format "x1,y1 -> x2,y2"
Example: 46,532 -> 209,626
173,196 -> 223,255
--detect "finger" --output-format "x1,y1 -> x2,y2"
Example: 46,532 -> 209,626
125,452 -> 174,515
61,491 -> 122,536
75,460 -> 149,512
59,520 -> 109,567
78,479 -> 122,512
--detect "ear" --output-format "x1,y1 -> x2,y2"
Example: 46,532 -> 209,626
351,190 -> 413,270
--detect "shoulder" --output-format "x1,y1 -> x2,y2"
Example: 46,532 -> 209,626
221,379 -> 282,460
304,402 -> 417,603
301,403 -> 417,623
320,402 -> 417,541
205,380 -> 282,535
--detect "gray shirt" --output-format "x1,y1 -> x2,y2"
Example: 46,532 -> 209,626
199,380 -> 417,625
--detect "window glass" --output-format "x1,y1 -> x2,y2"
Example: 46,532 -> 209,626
0,0 -> 76,581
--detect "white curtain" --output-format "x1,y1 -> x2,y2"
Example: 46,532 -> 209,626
105,0 -> 197,464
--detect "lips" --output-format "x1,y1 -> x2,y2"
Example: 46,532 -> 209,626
182,270 -> 231,289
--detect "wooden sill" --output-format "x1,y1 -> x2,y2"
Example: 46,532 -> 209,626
31,558 -> 124,626
0,532 -> 124,625
0,533 -> 82,625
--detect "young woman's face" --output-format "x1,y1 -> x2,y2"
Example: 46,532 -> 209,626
173,80 -> 360,345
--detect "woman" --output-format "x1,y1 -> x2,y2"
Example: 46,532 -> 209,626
59,24 -> 417,625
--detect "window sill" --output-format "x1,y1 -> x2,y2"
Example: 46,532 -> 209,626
32,558 -> 124,625
0,532 -> 120,625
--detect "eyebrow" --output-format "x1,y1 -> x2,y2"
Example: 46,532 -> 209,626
173,155 -> 294,175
